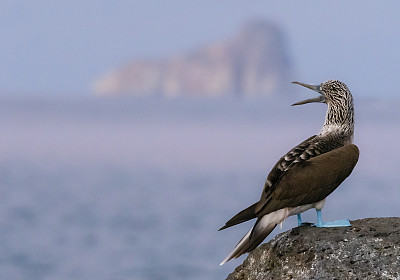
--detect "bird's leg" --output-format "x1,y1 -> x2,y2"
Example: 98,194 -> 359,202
314,209 -> 351,227
297,214 -> 303,226
296,214 -> 313,226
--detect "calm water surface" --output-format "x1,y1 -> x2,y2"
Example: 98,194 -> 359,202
0,97 -> 398,279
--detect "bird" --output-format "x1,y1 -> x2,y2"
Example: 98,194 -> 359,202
219,80 -> 359,266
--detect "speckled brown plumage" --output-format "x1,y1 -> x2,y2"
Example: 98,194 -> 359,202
219,80 -> 359,265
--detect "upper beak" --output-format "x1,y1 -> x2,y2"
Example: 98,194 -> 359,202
291,81 -> 325,106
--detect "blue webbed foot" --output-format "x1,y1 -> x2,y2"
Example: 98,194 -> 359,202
314,209 -> 351,228
315,219 -> 351,227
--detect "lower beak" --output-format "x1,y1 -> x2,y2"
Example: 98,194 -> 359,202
291,81 -> 325,106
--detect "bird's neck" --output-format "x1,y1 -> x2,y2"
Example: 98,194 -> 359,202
319,103 -> 354,144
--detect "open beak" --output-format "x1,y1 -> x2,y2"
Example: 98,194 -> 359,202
291,81 -> 325,106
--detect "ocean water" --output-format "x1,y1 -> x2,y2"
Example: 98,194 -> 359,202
0,97 -> 398,280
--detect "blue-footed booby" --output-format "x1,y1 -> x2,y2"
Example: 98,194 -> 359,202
219,80 -> 359,265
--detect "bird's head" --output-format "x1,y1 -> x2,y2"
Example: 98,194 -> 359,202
291,79 -> 355,135
291,80 -> 352,107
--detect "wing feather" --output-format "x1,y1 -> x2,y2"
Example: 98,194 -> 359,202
257,134 -> 347,213
256,144 -> 359,216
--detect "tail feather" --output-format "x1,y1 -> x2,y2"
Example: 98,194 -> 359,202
219,212 -> 279,265
219,202 -> 258,231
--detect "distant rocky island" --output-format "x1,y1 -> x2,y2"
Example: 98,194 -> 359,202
93,21 -> 294,98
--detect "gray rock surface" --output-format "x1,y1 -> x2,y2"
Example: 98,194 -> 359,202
93,21 -> 293,97
227,217 -> 400,280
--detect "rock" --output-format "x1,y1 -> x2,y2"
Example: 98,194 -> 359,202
227,217 -> 400,280
93,20 -> 293,98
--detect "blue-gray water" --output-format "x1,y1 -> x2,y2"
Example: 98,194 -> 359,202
0,97 -> 399,280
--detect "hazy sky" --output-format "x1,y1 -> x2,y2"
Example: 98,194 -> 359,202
2,1 -> 400,96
